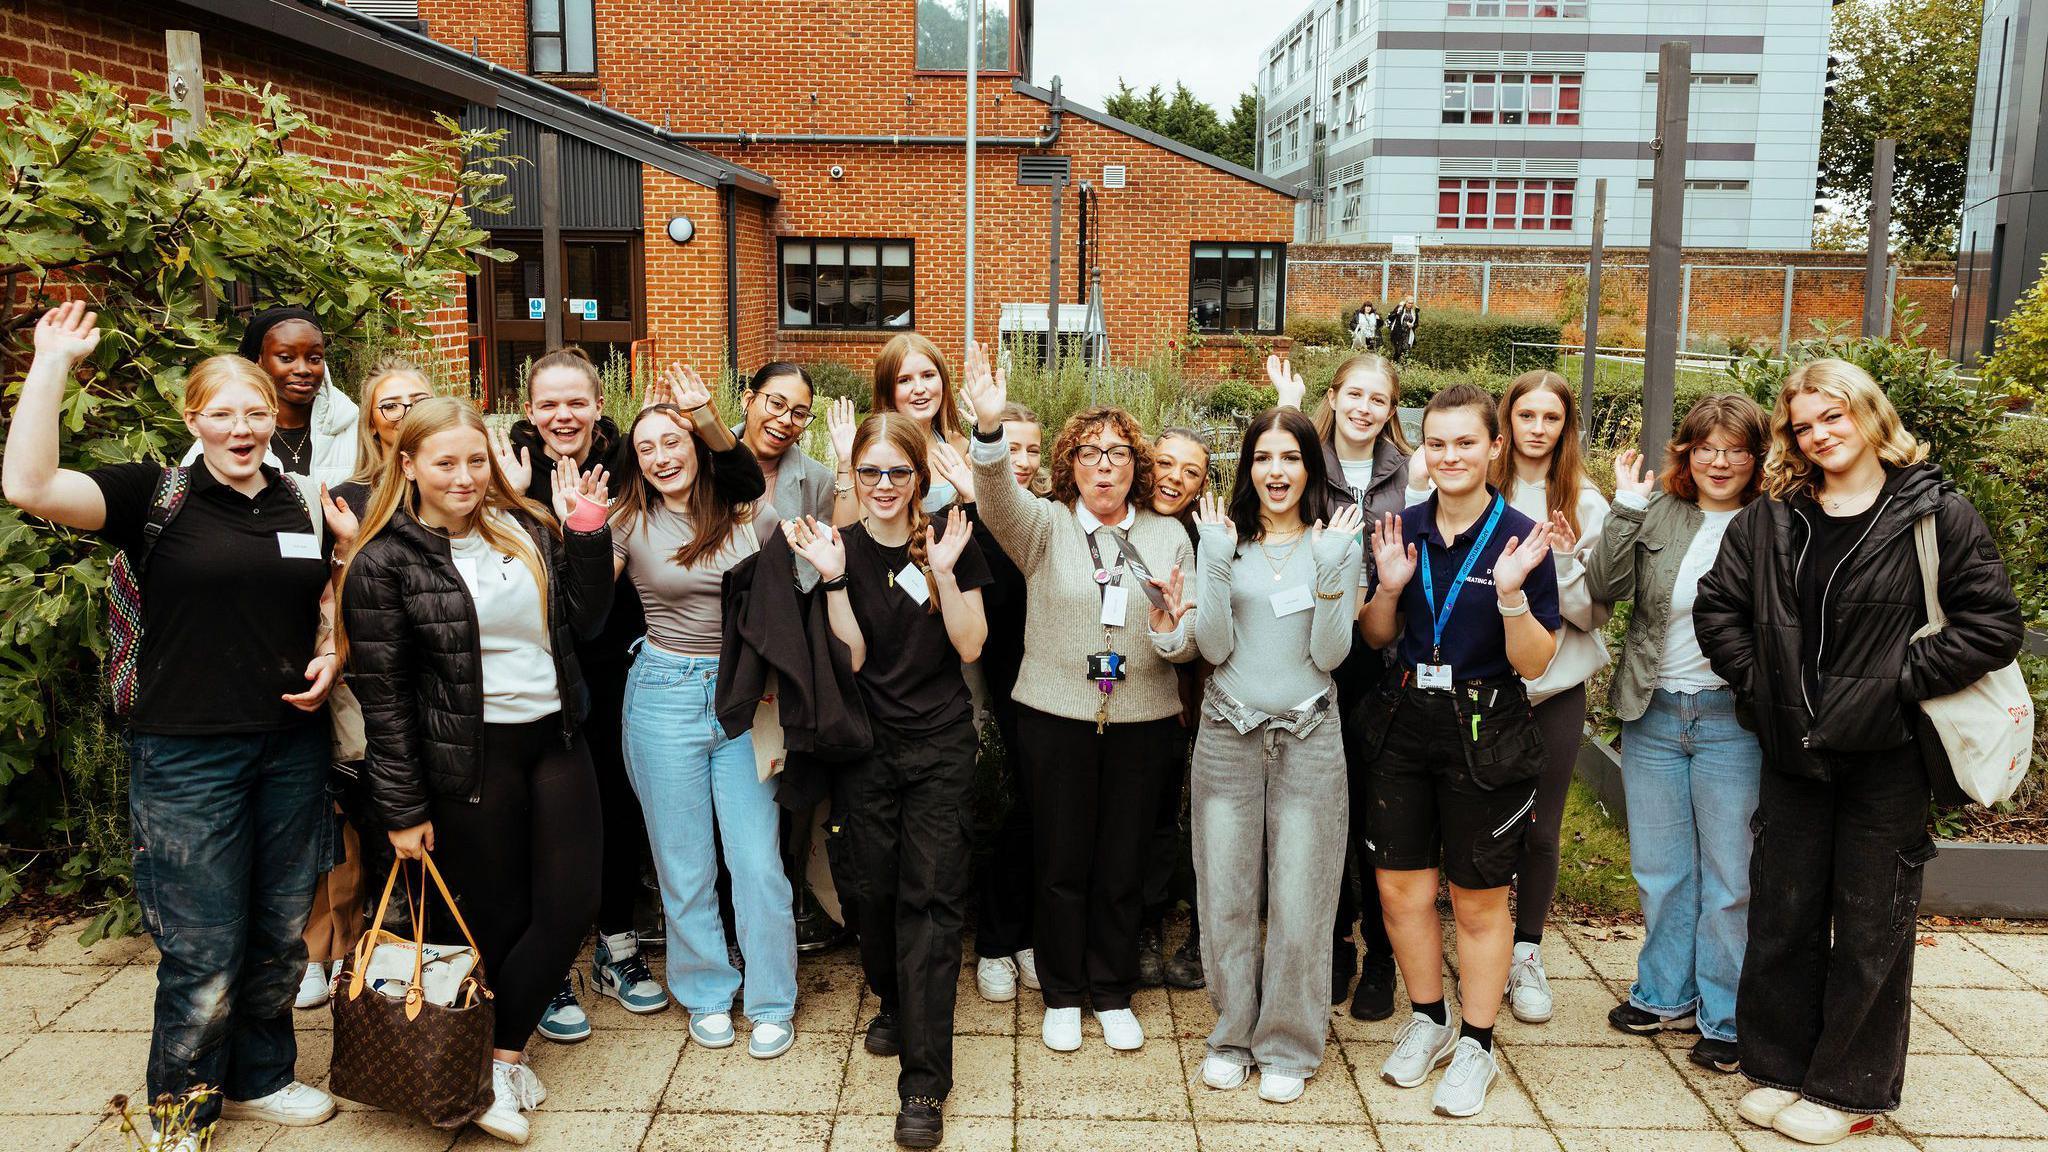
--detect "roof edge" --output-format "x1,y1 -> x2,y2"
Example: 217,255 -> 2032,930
1011,79 -> 1300,198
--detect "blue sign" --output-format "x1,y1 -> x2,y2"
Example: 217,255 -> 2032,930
527,297 -> 545,320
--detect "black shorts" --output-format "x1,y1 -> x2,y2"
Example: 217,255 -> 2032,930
1351,683 -> 1545,890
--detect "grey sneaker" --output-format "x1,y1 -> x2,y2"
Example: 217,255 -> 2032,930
1380,1012 -> 1459,1088
1507,950 -> 1552,1024
1431,1036 -> 1498,1117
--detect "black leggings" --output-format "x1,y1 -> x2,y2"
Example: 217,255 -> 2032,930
1514,683 -> 1587,945
431,718 -> 602,1051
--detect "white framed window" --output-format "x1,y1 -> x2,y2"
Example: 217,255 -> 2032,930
529,0 -> 595,74
1447,1 -> 1588,16
1442,72 -> 1582,125
1436,177 -> 1576,231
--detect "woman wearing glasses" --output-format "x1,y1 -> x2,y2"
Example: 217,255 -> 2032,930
5,306 -> 348,1140
1583,394 -> 1768,1076
738,361 -> 849,526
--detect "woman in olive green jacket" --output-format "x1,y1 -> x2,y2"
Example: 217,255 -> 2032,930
1581,393 -> 1767,1076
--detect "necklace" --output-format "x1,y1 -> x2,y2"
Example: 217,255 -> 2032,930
274,424 -> 310,468
1819,478 -> 1882,513
1259,531 -> 1305,582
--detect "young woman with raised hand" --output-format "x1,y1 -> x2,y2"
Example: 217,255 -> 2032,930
973,401 -> 1052,1005
611,370 -> 796,1060
1695,360 -> 2022,1147
1135,427 -> 1212,993
1582,393 -> 1768,1077
1188,408 -> 1364,1105
1355,384 -> 1561,1119
785,413 -> 992,1150
1486,370 -> 1612,1025
341,396 -> 615,1145
1270,351 -> 1422,1021
957,344 -> 1199,1057
4,305 -> 347,1140
842,332 -> 972,513
496,347 -> 657,1041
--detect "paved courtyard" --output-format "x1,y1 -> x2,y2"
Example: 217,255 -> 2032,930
2,916 -> 2046,1152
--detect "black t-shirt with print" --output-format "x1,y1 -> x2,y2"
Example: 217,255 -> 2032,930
90,462 -> 333,734
840,521 -> 994,735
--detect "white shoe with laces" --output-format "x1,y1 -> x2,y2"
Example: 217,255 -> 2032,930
1259,1071 -> 1306,1103
1507,943 -> 1552,1024
220,1081 -> 335,1126
1096,1007 -> 1144,1051
1381,1012 -> 1459,1088
1042,1006 -> 1082,1052
514,1062 -> 546,1109
1431,1037 -> 1498,1117
1738,1087 -> 1804,1128
474,1061 -> 530,1144
295,961 -> 331,1010
1015,948 -> 1041,991
976,955 -> 1018,1003
1200,1054 -> 1247,1090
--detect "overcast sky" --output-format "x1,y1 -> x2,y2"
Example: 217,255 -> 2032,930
1033,0 -> 1301,114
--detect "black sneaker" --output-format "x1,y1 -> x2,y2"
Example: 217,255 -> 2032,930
1350,955 -> 1397,1022
1689,1036 -> 1740,1073
1163,934 -> 1205,989
1136,923 -> 1165,988
894,1095 -> 943,1149
865,1011 -> 902,1057
1331,937 -> 1358,1006
1607,1001 -> 1698,1035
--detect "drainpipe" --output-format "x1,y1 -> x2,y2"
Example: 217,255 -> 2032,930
723,185 -> 740,385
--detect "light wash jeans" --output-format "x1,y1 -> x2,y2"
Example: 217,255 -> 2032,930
1619,687 -> 1761,1042
1191,707 -> 1347,1078
622,645 -> 797,1023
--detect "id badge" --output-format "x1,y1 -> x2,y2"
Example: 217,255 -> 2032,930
276,532 -> 320,560
1269,585 -> 1313,617
1417,663 -> 1453,691
895,564 -> 931,605
1100,584 -> 1129,628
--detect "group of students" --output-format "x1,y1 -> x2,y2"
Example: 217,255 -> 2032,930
0,297 -> 2024,1151
1350,299 -> 1419,360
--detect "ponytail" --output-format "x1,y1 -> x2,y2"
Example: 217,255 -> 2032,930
905,501 -> 939,616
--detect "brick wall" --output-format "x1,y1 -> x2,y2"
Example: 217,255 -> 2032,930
1290,243 -> 1956,354
5,1 -> 472,378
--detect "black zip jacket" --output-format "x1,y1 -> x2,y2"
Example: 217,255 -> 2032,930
1325,434 -> 1413,702
1694,461 -> 2022,780
342,505 -> 615,829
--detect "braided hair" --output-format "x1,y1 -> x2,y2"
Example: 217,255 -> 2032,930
852,412 -> 941,615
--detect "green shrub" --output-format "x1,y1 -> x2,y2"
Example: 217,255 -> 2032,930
1408,310 -> 1564,373
1983,254 -> 2048,406
1285,316 -> 1349,348
805,358 -> 870,406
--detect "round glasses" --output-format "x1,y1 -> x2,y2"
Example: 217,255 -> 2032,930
1075,445 -> 1135,467
194,408 -> 278,434
1690,446 -> 1754,465
854,465 -> 918,488
754,391 -> 815,427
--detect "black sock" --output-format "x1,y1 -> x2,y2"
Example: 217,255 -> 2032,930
1412,998 -> 1448,1025
1460,1020 -> 1495,1051
1513,929 -> 1542,947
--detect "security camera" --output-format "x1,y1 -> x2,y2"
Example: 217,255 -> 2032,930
829,165 -> 846,180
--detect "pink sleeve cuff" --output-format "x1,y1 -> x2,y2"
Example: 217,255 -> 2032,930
565,499 -> 609,533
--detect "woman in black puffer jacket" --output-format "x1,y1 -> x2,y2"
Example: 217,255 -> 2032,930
340,397 -> 614,1145
1694,359 -> 2022,1148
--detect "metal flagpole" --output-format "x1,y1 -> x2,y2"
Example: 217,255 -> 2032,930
964,0 -> 979,359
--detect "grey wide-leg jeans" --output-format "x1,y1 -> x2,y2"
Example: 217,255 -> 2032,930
1191,711 -> 1348,1077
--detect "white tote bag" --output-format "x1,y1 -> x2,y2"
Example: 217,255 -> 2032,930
1910,515 -> 2034,806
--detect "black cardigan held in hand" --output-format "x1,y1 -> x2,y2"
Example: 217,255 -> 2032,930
1693,461 -> 2023,781
342,505 -> 616,830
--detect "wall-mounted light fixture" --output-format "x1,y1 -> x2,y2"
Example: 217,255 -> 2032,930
666,216 -> 696,244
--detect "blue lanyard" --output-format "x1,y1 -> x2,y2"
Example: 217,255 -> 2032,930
1418,495 -> 1505,663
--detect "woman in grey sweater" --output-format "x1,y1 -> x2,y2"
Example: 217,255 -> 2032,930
1189,408 -> 1363,1106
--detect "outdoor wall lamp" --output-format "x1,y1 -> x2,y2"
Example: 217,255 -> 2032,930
666,216 -> 696,244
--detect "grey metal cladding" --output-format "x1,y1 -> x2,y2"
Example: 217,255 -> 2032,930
463,106 -> 645,230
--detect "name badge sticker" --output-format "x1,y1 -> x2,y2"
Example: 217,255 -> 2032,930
276,532 -> 320,560
895,564 -> 931,605
1269,585 -> 1314,617
1100,584 -> 1129,628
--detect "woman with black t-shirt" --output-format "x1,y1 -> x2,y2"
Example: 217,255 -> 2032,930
4,305 -> 345,1140
785,411 -> 991,1151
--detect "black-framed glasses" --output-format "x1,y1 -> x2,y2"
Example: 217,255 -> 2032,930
755,391 -> 815,427
854,465 -> 918,488
1690,445 -> 1754,465
375,396 -> 430,419
1075,445 -> 1135,467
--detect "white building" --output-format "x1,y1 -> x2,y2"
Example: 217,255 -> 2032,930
1256,0 -> 1830,250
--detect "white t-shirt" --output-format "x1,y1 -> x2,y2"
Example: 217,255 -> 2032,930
1339,456 -> 1375,496
1657,507 -> 1739,692
450,514 -> 560,724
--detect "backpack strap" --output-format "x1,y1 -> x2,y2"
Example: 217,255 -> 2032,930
136,467 -> 192,571
1911,513 -> 1946,641
283,471 -> 324,553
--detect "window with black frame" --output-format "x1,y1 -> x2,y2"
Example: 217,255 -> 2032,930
530,0 -> 595,74
1189,243 -> 1286,335
780,240 -> 914,330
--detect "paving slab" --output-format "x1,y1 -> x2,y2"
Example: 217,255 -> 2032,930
449,1109 -> 651,1152
1731,1130 -> 1921,1152
0,965 -> 116,1038
1375,1123 -> 1565,1151
1913,984 -> 2048,1057
0,1030 -> 152,1115
45,964 -> 162,1032
1889,1052 -> 2048,1139
1508,1043 -> 1716,1130
523,1031 -> 684,1112
1909,932 -> 2035,989
1988,1055 -> 2048,1112
1344,1039 -> 1544,1128
1493,979 -> 1626,1048
0,924 -> 150,967
642,1113 -> 832,1151
1195,1119 -> 1383,1151
1014,1118 -> 1202,1151
838,1032 -> 1013,1118
0,1113 -> 111,1152
1957,929 -> 2048,990
827,1113 -> 1012,1150
1555,1131 -> 1743,1152
659,1027 -> 849,1115
1014,1032 -> 1191,1121
1178,1037 -> 1367,1125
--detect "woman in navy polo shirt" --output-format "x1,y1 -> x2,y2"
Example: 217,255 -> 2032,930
1354,384 -> 1561,1119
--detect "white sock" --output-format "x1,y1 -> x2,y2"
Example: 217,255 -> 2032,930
601,930 -> 639,960
1513,941 -> 1540,965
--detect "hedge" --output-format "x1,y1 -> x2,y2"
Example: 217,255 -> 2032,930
1407,310 -> 1563,373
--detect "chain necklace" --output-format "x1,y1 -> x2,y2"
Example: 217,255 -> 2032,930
1259,530 -> 1306,582
273,424 -> 311,469
1819,477 -> 1883,514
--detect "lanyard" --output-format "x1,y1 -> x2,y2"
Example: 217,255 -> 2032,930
1418,495 -> 1505,663
1082,524 -> 1130,610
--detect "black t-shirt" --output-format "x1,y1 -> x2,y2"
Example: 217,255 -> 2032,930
90,462 -> 333,734
841,521 -> 994,734
1797,495 -> 1884,702
270,424 -> 314,476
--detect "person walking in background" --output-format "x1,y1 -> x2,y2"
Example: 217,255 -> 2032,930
1352,303 -> 1381,352
1583,393 -> 1769,1076
1489,370 -> 1612,1027
1387,300 -> 1420,362
1695,360 -> 2022,1146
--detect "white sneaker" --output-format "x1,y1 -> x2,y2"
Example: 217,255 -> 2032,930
294,962 -> 331,1010
220,1081 -> 336,1126
1772,1098 -> 1878,1144
1096,1007 -> 1144,1051
1381,1012 -> 1459,1088
1507,944 -> 1553,1024
514,1062 -> 546,1110
1431,1037 -> 1498,1117
1042,1006 -> 1082,1052
474,1061 -> 531,1144
1259,1070 -> 1306,1104
1201,1054 -> 1247,1090
1738,1086 -> 1804,1128
1015,948 -> 1041,991
976,955 -> 1018,1002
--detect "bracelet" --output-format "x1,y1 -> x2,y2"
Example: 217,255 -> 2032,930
1315,588 -> 1345,601
834,481 -> 854,495
1497,593 -> 1530,617
818,575 -> 850,592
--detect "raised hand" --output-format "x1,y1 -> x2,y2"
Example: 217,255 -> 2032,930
1613,448 -> 1655,501
1406,448 -> 1431,492
319,483 -> 360,549
551,454 -> 607,523
1194,492 -> 1232,531
492,425 -> 532,493
926,506 -> 972,575
788,516 -> 847,581
827,397 -> 858,466
33,301 -> 101,367
928,440 -> 976,504
1547,509 -> 1579,555
960,341 -> 1009,433
1147,563 -> 1189,634
1371,511 -> 1417,593
1493,523 -> 1555,597
662,363 -> 714,413
1266,352 -> 1306,411
1315,503 -> 1366,565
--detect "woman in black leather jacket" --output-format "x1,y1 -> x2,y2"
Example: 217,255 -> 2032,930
340,397 -> 614,1145
1694,359 -> 2022,1147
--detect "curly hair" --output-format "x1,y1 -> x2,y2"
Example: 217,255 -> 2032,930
1763,358 -> 1927,500
1660,393 -> 1767,504
1047,406 -> 1154,510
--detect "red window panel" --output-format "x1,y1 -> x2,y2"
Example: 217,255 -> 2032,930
1438,188 -> 1461,214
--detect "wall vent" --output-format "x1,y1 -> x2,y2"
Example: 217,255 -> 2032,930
1101,164 -> 1128,190
1018,154 -> 1072,186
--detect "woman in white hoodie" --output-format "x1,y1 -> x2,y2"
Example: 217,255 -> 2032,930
1487,370 -> 1610,1026
184,307 -> 360,486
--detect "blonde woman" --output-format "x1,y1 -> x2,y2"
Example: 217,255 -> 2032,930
1695,360 -> 2022,1146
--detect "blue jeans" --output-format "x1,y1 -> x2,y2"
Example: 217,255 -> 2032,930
128,723 -> 329,1126
622,646 -> 796,1022
1619,688 -> 1762,1042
